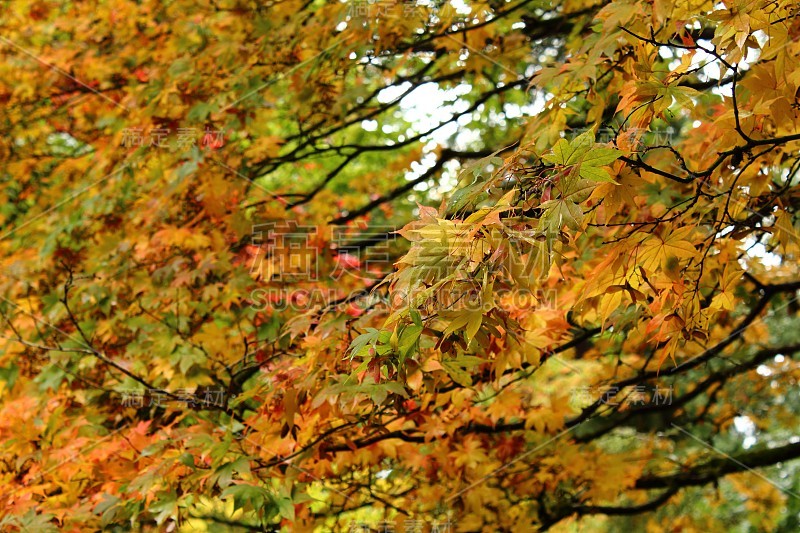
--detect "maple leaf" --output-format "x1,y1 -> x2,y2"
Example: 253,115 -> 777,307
637,226 -> 699,272
3,0 -> 800,530
542,130 -> 622,183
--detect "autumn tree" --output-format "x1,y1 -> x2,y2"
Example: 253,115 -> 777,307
1,0 -> 800,531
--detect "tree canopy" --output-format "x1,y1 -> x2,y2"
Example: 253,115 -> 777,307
1,0 -> 800,531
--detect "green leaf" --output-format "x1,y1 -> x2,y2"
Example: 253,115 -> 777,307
149,493 -> 178,525
542,130 -> 595,166
543,133 -> 620,183
187,102 -> 214,122
442,358 -> 473,386
383,381 -> 409,398
578,147 -> 621,182
212,457 -> 251,488
581,147 -> 622,167
540,198 -> 584,232
559,172 -> 596,203
276,497 -> 295,521
222,484 -> 273,510
348,328 -> 380,359
465,311 -> 483,344
578,164 -> 617,183
410,309 -> 423,327
368,382 -> 408,404
398,324 -> 423,361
